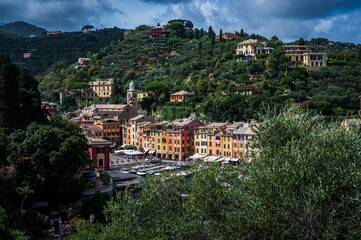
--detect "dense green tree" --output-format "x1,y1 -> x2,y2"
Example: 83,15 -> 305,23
66,82 -> 90,90
240,29 -> 244,38
219,29 -> 223,43
169,21 -> 185,38
18,68 -> 44,126
59,94 -> 77,112
139,95 -> 156,114
81,25 -> 94,32
298,37 -> 305,45
198,41 -> 203,54
7,115 -> 91,204
185,20 -> 193,30
200,28 -> 204,37
144,81 -> 169,106
0,129 -> 7,165
135,24 -> 150,32
0,206 -> 28,240
194,28 -> 200,39
112,77 -> 119,96
0,54 -> 20,131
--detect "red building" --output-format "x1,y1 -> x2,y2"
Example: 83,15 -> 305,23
41,102 -> 58,116
86,137 -> 112,171
47,31 -> 62,35
81,113 -> 94,127
150,26 -> 165,38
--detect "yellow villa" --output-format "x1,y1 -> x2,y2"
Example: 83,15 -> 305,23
81,79 -> 113,98
285,45 -> 328,67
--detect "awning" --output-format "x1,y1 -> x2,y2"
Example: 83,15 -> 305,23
203,155 -> 221,162
230,158 -> 239,162
189,154 -> 207,160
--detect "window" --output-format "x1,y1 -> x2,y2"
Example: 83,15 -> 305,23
209,150 -> 212,155
196,148 -> 199,153
98,159 -> 104,167
209,142 -> 212,147
158,145 -> 160,150
97,147 -> 105,154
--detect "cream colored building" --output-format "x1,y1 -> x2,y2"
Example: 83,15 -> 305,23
81,79 -> 113,98
236,39 -> 274,61
137,92 -> 152,102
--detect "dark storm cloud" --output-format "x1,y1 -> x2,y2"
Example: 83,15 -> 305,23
0,0 -> 123,31
249,0 -> 361,19
1,0 -> 361,43
141,0 -> 191,3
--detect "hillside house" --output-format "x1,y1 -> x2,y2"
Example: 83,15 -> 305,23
285,45 -> 328,67
150,26 -> 166,38
170,90 -> 194,103
236,39 -> 274,61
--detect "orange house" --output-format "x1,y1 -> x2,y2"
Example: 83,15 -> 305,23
47,31 -> 62,35
170,90 -> 194,103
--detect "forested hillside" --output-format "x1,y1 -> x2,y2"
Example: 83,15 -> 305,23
0,21 -> 46,37
37,21 -> 361,121
0,27 -> 124,74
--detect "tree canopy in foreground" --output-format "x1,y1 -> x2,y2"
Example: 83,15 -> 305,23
69,107 -> 361,239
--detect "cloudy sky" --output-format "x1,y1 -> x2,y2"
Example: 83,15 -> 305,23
1,0 -> 361,43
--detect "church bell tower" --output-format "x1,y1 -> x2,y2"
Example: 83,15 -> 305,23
127,80 -> 137,110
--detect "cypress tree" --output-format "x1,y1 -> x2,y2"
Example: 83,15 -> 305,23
208,26 -> 213,40
200,28 -> 204,38
112,77 -> 119,96
19,67 -> 44,126
195,28 -> 200,39
219,29 -> 223,43
240,29 -> 244,38
0,54 -> 20,131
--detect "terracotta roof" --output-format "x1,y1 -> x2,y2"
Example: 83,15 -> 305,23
170,118 -> 198,127
90,125 -> 102,133
130,115 -> 146,121
86,136 -> 112,145
170,90 -> 194,96
207,122 -> 228,128
233,124 -> 255,135
237,39 -> 266,45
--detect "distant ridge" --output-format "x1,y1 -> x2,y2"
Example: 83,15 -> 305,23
0,21 -> 46,36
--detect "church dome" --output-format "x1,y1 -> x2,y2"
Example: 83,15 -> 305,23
129,80 -> 135,91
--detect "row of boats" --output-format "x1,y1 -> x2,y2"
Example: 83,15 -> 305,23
120,164 -> 183,176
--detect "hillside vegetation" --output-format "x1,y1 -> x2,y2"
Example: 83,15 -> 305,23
0,26 -> 124,74
0,21 -> 46,36
38,20 -> 361,121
